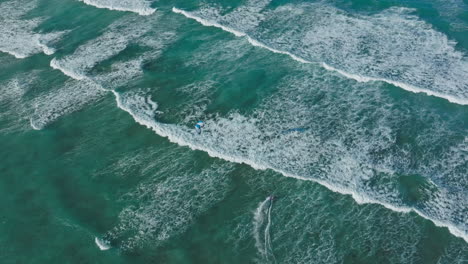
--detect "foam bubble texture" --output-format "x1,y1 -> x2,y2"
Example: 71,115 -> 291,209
51,16 -> 154,80
101,153 -> 233,250
0,0 -> 65,58
42,14 -> 177,130
0,75 -> 37,132
30,79 -> 106,130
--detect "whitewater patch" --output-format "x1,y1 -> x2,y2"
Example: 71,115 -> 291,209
0,75 -> 38,133
30,79 -> 106,130
270,188 -> 425,263
50,16 -> 154,80
0,0 -> 65,58
41,18 -> 177,131
99,149 -> 233,250
172,6 -> 468,105
78,0 -> 156,16
43,56 -> 153,130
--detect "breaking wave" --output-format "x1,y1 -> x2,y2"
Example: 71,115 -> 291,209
78,0 -> 156,16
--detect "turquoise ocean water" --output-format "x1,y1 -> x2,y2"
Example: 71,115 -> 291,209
0,0 -> 467,263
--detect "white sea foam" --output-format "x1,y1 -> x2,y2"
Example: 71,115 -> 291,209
30,79 -> 106,130
268,188 -> 425,263
50,58 -> 87,80
101,148 -> 233,250
321,64 -> 468,105
51,17 -> 153,80
95,237 -> 111,250
39,43 -> 55,56
78,0 -> 156,15
173,8 -> 246,37
0,1 -> 65,58
91,59 -> 144,89
172,5 -> 468,105
172,7 -> 310,65
42,14 -> 175,130
0,76 -> 37,132
432,0 -> 468,32
43,56 -> 150,129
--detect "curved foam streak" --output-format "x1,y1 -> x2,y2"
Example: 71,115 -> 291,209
78,0 -> 156,16
111,91 -> 467,243
253,198 -> 270,258
172,7 -> 468,105
95,237 -> 111,250
30,119 -> 41,131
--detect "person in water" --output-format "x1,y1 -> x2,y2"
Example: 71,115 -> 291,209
195,121 -> 205,134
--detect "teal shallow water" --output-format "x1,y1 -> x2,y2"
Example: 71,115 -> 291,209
0,0 -> 467,263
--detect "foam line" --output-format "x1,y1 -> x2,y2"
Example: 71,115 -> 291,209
321,63 -> 468,105
172,7 -> 468,106
172,8 -> 245,37
111,91 -> 467,243
95,237 -> 111,250
78,0 -> 156,16
50,58 -> 87,80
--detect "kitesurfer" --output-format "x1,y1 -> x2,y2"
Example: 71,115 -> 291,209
195,121 -> 205,134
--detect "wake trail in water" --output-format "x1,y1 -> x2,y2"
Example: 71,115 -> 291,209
253,197 -> 275,262
265,198 -> 275,263
172,7 -> 468,106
